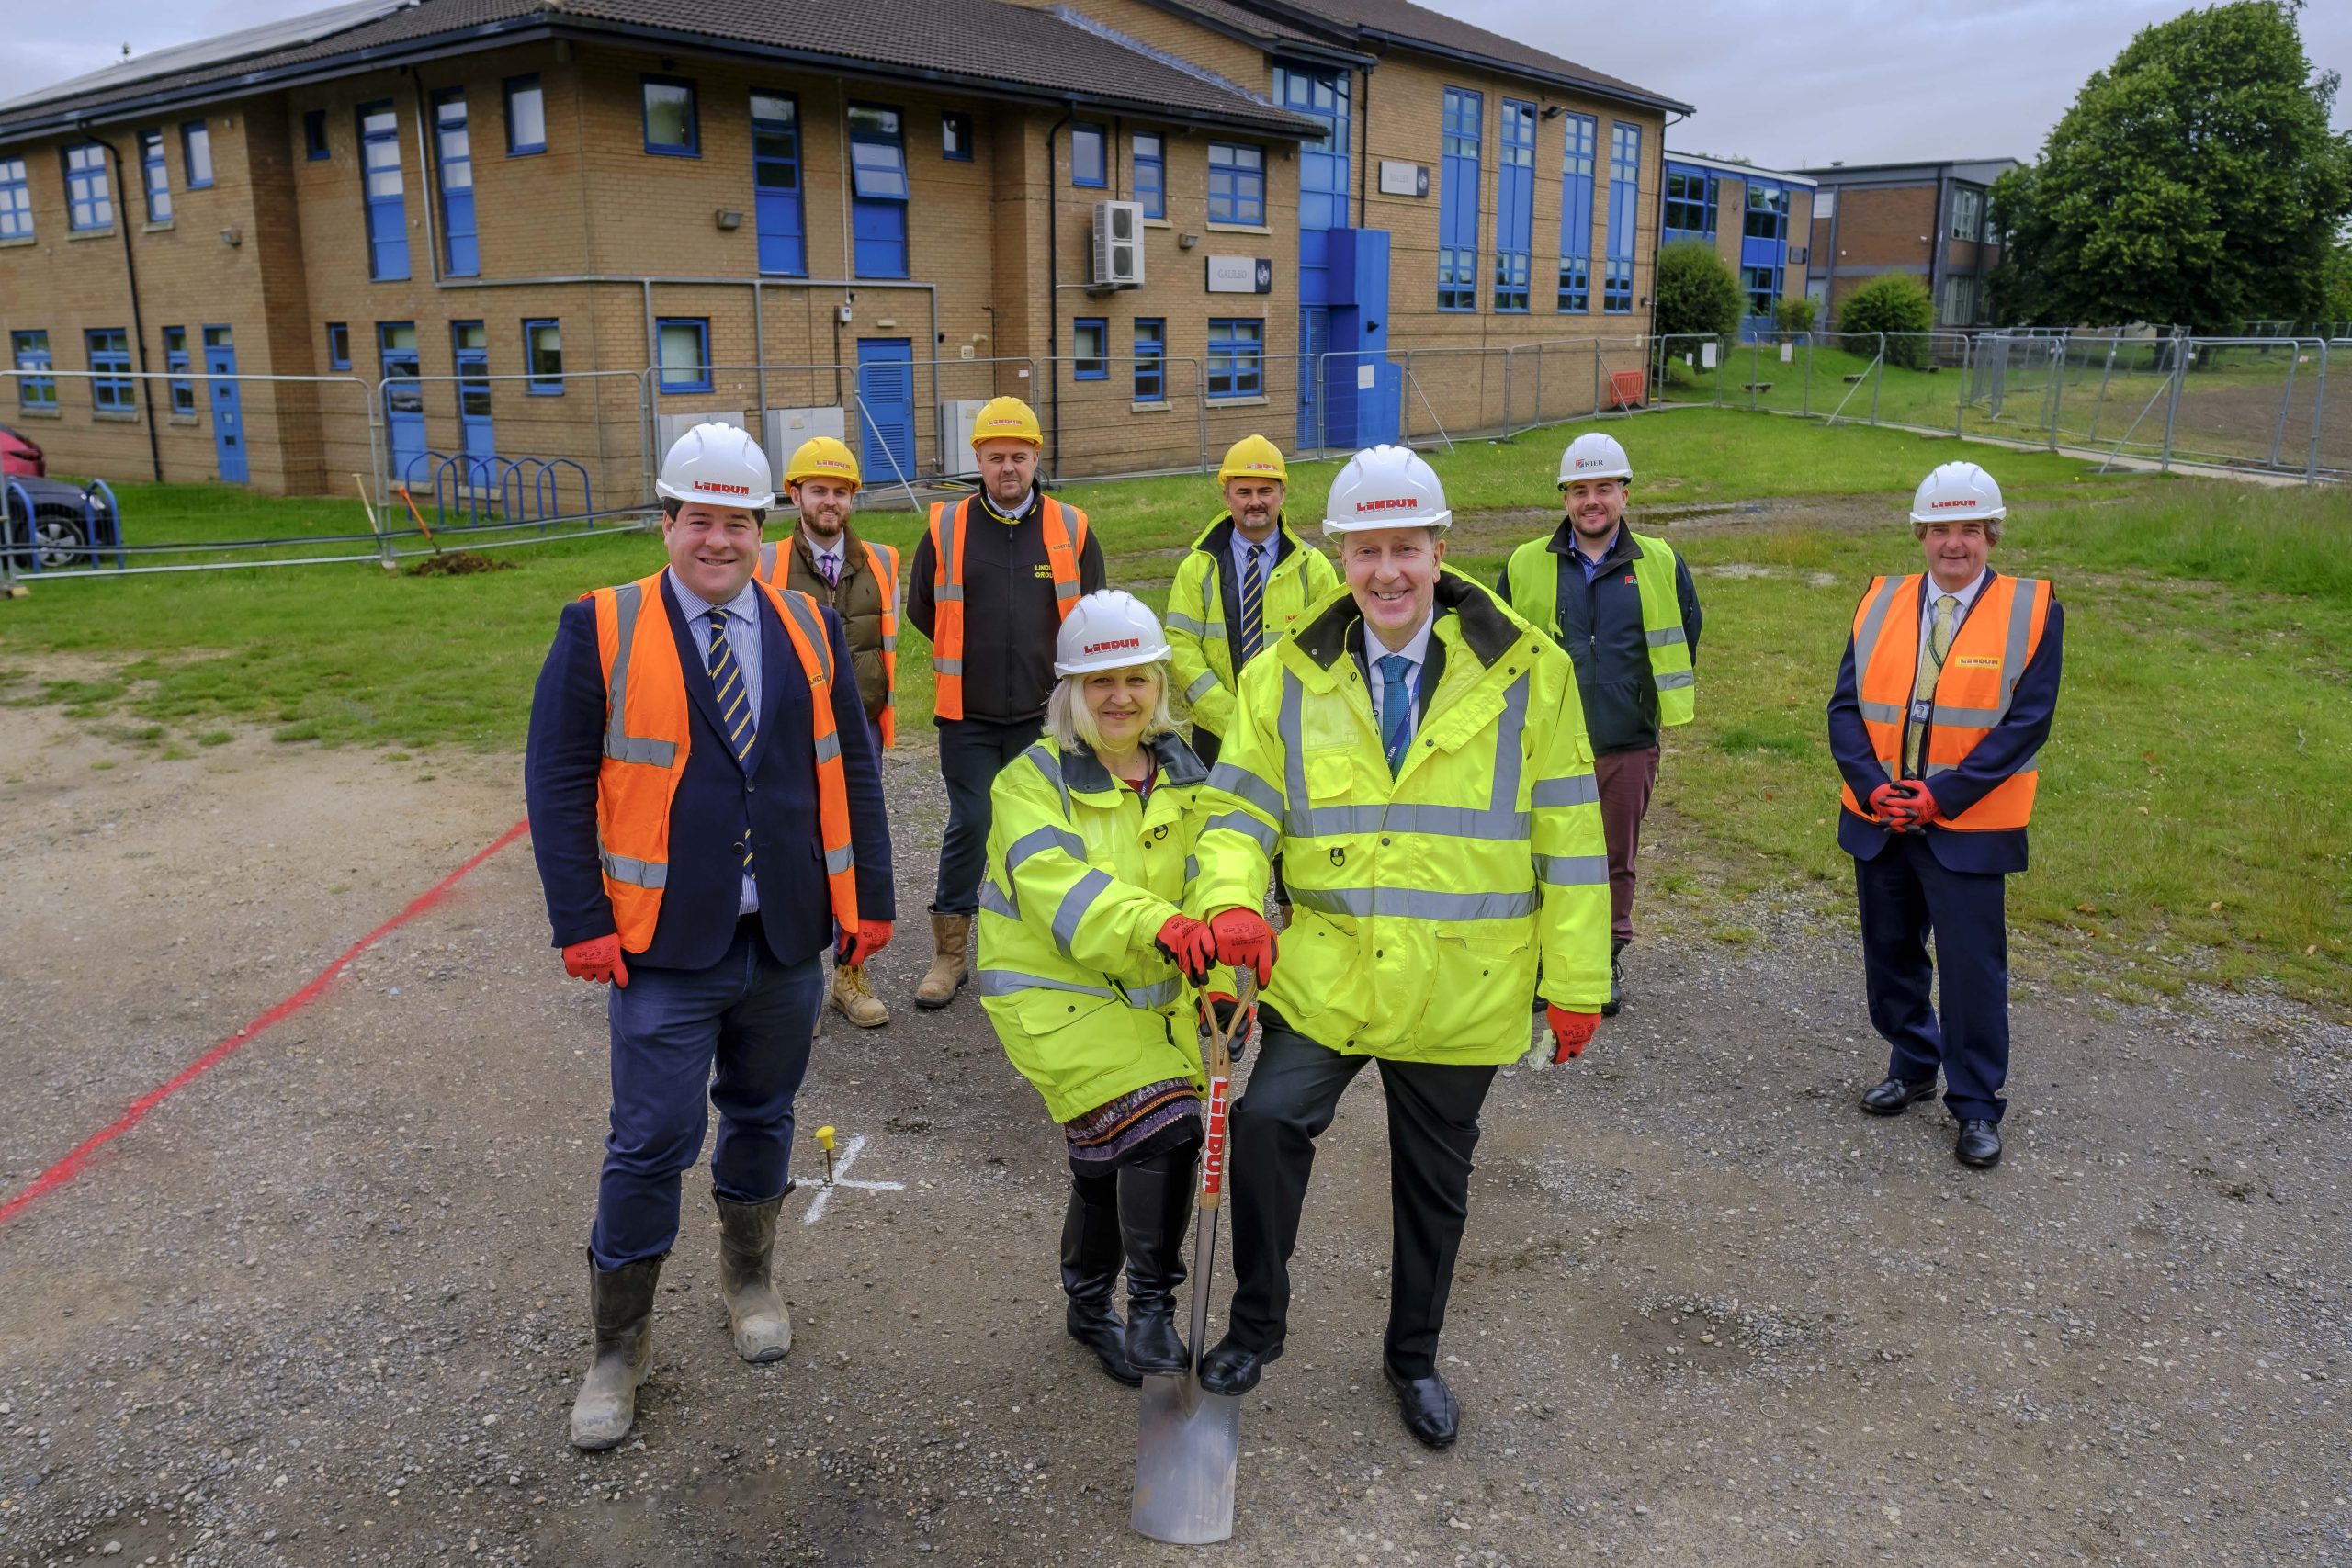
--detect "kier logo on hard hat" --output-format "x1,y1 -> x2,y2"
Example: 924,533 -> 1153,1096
1354,496 -> 1420,513
1083,637 -> 1143,656
695,479 -> 753,495
1574,457 -> 1610,470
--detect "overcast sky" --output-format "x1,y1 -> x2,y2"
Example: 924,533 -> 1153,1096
5,0 -> 2348,168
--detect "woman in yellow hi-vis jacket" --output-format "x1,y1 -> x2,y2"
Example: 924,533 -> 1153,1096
977,590 -> 1238,1388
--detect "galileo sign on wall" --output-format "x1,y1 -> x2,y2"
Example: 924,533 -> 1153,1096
1205,256 -> 1274,294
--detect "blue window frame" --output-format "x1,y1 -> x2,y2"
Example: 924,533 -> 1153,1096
138,130 -> 171,223
504,75 -> 546,156
1557,112 -> 1594,312
1494,98 -> 1535,312
304,109 -> 330,161
433,88 -> 478,276
1438,87 -> 1481,310
656,318 -> 710,393
1131,133 -> 1163,220
326,321 -> 351,371
182,121 -> 213,188
0,157 -> 29,240
1604,121 -> 1640,313
358,102 -> 409,281
848,104 -> 910,278
1071,123 -> 1106,188
1134,319 -> 1165,401
1072,318 -> 1107,379
642,76 -> 698,157
1207,319 -> 1262,400
452,321 -> 491,424
1662,164 -> 1712,245
1207,142 -> 1264,225
1743,263 -> 1778,320
13,331 -> 54,411
942,112 -> 973,162
162,327 -> 194,416
525,319 -> 564,393
751,91 -> 806,276
64,144 -> 113,231
1273,63 -> 1351,237
86,329 -> 132,413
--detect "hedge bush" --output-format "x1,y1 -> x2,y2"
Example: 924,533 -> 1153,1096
1837,275 -> 1936,367
1773,294 -> 1819,335
1654,240 -> 1745,343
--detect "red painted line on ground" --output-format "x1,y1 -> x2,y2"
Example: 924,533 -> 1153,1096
0,817 -> 532,1230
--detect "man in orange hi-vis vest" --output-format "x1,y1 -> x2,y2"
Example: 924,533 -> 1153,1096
525,423 -> 894,1451
906,395 -> 1106,1010
1826,461 -> 2064,1171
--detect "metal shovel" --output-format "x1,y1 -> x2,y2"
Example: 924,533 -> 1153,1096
1132,972 -> 1254,1545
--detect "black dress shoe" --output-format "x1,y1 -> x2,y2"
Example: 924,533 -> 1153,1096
1860,1075 -> 1938,1115
1956,1120 -> 2003,1168
1384,1361 -> 1460,1449
1196,1334 -> 1283,1396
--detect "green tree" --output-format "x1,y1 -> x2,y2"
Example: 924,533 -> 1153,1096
1987,1 -> 2352,331
1836,275 -> 1935,367
1653,240 -> 1744,343
2321,235 -> 2352,329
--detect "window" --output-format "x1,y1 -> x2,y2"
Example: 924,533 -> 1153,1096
942,112 -> 972,162
163,327 -> 194,416
1941,276 -> 1979,325
1742,265 -> 1777,320
1207,142 -> 1264,225
1556,112 -> 1594,312
1951,186 -> 1983,242
1071,123 -> 1106,188
1207,319 -> 1262,400
379,323 -> 421,423
358,102 -> 409,281
751,92 -> 806,276
452,321 -> 490,423
1494,97 -> 1534,312
0,158 -> 29,240
1274,63 -> 1351,234
1662,167 -> 1712,242
1604,121 -> 1639,313
139,130 -> 171,223
304,110 -> 330,161
1072,318 -> 1107,379
182,122 -> 213,187
1438,87 -> 1481,310
326,322 -> 351,371
505,75 -> 546,155
1743,183 -> 1787,243
86,329 -> 132,414
848,104 -> 909,278
64,144 -> 113,231
1134,319 -> 1164,401
434,88 -> 478,276
1814,189 -> 1835,220
1132,132 -> 1163,220
642,76 -> 698,157
656,318 -> 710,393
525,319 -> 563,393
12,332 -> 54,411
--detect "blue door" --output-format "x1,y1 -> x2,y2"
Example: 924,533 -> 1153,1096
201,326 -> 247,484
855,338 -> 915,485
1297,307 -> 1329,451
379,322 -> 425,487
451,321 -> 494,469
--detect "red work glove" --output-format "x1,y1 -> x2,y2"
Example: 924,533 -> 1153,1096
1155,915 -> 1219,983
1868,782 -> 1921,830
1208,908 -> 1279,987
1892,780 -> 1943,829
563,933 -> 629,987
1545,1004 -> 1600,1063
836,919 -> 893,968
1198,991 -> 1255,1061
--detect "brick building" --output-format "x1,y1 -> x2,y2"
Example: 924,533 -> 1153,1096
1658,152 -> 1815,336
1801,158 -> 2018,334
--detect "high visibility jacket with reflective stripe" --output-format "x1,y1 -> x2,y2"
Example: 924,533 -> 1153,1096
1191,570 -> 1612,1062
1502,527 -> 1695,727
1839,571 -> 2052,832
588,571 -> 860,953
978,735 -> 1217,1123
1166,513 -> 1341,739
925,492 -> 1090,721
758,532 -> 901,748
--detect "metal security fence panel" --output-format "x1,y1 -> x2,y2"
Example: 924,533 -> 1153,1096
1396,347 -> 1514,449
392,368 -> 646,525
2163,337 -> 2324,475
1043,355 -> 1209,481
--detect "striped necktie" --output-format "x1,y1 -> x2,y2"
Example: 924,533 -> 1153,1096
1904,593 -> 1958,776
707,608 -> 758,875
1238,543 -> 1266,664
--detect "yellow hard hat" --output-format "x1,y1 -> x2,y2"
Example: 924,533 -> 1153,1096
785,435 -> 861,491
1217,434 -> 1288,486
971,395 -> 1043,448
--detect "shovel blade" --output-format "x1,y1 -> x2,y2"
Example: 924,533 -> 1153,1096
1131,1372 -> 1241,1544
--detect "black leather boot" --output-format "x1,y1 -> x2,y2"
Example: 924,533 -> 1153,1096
1117,1146 -> 1198,1376
1060,1177 -> 1138,1387
1601,938 -> 1628,1017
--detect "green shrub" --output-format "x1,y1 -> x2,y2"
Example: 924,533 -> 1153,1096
1654,240 -> 1744,343
1772,294 -> 1819,335
1837,275 -> 1936,367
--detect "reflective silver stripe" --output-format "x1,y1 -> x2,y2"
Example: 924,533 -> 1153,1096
934,659 -> 965,673
815,731 -> 842,762
880,635 -> 898,651
759,541 -> 779,579
825,843 -> 855,875
1291,803 -> 1531,840
1531,773 -> 1600,808
978,969 -> 1115,1000
1923,761 -> 1954,778
1851,577 -> 1903,672
934,502 -> 961,592
1184,671 -> 1220,704
1008,823 -> 1086,873
1208,761 -> 1283,818
1655,670 -> 1695,691
1536,853 -> 1609,886
1858,700 -> 1907,725
1278,670 -> 1311,834
1183,854 -> 1199,883
1025,743 -> 1075,818
1292,886 -> 1538,921
1165,611 -> 1209,636
978,878 -> 1019,919
1930,703 -> 2001,730
1206,809 -> 1277,855
1122,977 -> 1183,1010
1488,672 -> 1530,817
1052,867 -> 1113,955
937,586 -> 966,602
776,589 -> 835,687
1054,580 -> 1082,602
1645,626 -> 1687,648
1999,580 -> 2038,713
600,846 -> 668,888
603,583 -> 681,767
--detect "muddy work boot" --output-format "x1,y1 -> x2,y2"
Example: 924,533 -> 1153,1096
1601,938 -> 1629,1018
913,912 -> 971,1010
1117,1145 -> 1199,1376
1061,1177 -> 1138,1387
570,1253 -> 662,1450
829,963 -> 891,1028
715,1193 -> 794,1363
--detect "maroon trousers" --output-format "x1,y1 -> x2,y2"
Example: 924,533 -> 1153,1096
1594,745 -> 1660,945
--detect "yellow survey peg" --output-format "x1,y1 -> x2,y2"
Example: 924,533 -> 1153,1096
815,1125 -> 837,1186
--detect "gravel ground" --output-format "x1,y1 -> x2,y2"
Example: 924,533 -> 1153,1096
0,700 -> 2345,1568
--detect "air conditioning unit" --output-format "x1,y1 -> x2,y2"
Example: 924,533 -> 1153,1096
762,405 -> 847,478
938,400 -> 988,478
1091,200 -> 1144,288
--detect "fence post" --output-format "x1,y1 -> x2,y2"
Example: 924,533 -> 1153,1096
2308,340 -> 2328,482
1800,332 -> 1813,419
1954,336 -> 1968,436
2160,336 -> 2187,473
2267,348 -> 2297,471
2046,340 -> 2063,452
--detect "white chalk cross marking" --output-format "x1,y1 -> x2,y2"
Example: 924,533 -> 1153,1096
800,1133 -> 905,1225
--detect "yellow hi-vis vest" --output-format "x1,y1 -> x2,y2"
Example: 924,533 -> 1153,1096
1501,527 -> 1695,726
1165,513 -> 1341,739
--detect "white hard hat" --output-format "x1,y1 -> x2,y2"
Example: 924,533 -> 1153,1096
1054,590 -> 1172,677
1910,461 -> 2005,523
1559,431 -> 1632,485
1322,444 -> 1452,536
657,422 -> 776,511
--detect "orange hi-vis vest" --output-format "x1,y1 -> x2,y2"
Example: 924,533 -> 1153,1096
1839,571 -> 2052,833
756,535 -> 901,750
588,571 -> 859,953
925,491 -> 1090,720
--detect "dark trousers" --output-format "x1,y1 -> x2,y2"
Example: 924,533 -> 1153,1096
591,918 -> 826,1269
1225,1017 -> 1498,1378
1853,831 -> 2012,1123
933,716 -> 1043,916
1594,744 -> 1660,945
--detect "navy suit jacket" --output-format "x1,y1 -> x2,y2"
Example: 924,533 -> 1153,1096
1826,572 -> 2063,876
525,570 -> 895,970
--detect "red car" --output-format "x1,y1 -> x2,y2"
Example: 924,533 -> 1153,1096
0,423 -> 43,479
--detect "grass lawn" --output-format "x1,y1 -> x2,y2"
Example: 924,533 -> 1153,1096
3,406 -> 2343,1006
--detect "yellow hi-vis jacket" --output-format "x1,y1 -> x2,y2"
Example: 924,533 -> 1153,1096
1189,570 -> 1611,1061
978,734 -> 1224,1122
1166,513 -> 1342,739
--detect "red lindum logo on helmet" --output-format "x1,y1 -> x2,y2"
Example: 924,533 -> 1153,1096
1083,637 -> 1142,656
1930,497 -> 1977,509
695,479 -> 752,495
1354,496 -> 1419,513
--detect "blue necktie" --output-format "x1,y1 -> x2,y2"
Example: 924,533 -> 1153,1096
1377,653 -> 1413,775
707,608 -> 757,876
1238,544 -> 1266,665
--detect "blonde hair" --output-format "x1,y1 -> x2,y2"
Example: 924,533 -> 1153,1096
1047,660 -> 1180,754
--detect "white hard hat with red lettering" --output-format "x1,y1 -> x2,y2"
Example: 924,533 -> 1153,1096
657,422 -> 776,511
1321,444 -> 1452,536
1909,460 -> 2005,523
1054,590 -> 1172,677
1558,431 -> 1632,485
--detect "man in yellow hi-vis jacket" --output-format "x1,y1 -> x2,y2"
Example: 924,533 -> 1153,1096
1186,446 -> 1612,1450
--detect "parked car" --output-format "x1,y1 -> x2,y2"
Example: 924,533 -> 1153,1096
0,423 -> 44,479
1,472 -> 112,571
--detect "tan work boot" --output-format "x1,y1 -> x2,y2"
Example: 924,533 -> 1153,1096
570,1253 -> 662,1450
830,963 -> 890,1028
913,912 -> 971,1010
715,1193 -> 793,1363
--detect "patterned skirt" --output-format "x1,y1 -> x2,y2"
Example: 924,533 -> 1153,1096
1064,1077 -> 1204,1176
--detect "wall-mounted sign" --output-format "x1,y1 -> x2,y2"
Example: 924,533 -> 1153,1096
1378,161 -> 1430,198
1206,255 -> 1273,294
